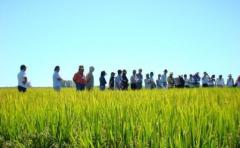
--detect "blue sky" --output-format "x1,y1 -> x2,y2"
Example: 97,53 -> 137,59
0,0 -> 239,87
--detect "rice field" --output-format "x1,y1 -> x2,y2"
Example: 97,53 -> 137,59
0,88 -> 240,147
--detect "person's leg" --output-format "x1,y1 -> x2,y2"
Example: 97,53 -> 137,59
54,86 -> 61,91
76,83 -> 81,91
18,86 -> 26,92
79,84 -> 85,91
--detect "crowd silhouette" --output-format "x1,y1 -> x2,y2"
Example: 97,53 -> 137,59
17,65 -> 240,92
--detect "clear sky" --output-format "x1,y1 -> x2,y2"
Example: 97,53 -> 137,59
0,0 -> 239,87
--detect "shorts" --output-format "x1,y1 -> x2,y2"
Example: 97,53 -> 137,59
18,86 -> 27,92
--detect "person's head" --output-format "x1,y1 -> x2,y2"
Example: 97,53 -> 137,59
20,65 -> 27,71
117,70 -> 122,75
219,75 -> 222,79
138,69 -> 142,73
133,70 -> 136,75
196,72 -> 199,76
211,75 -> 215,79
190,74 -> 193,78
170,72 -> 173,77
111,72 -> 115,77
158,74 -> 161,79
89,66 -> 95,73
146,74 -> 150,78
184,74 -> 187,79
238,76 -> 240,81
123,69 -> 127,75
228,74 -> 232,79
101,71 -> 106,77
203,72 -> 208,76
78,65 -> 84,73
164,69 -> 168,74
54,66 -> 60,72
150,72 -> 154,77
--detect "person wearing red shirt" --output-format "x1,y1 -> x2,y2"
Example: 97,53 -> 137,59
73,65 -> 87,91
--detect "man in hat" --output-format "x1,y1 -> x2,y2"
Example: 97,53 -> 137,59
86,66 -> 95,90
227,74 -> 234,87
73,65 -> 87,91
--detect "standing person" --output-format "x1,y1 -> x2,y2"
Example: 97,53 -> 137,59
202,72 -> 210,87
178,75 -> 185,88
156,74 -> 162,88
121,70 -> 129,90
109,72 -> 115,90
235,76 -> 240,87
17,65 -> 29,92
188,74 -> 195,88
167,73 -> 175,88
226,74 -> 234,87
136,69 -> 143,89
216,75 -> 225,87
86,66 -> 95,90
184,74 -> 189,88
115,70 -> 122,90
161,69 -> 168,88
52,66 -> 63,91
99,71 -> 107,90
73,65 -> 87,91
193,72 -> 201,87
208,75 -> 216,87
130,70 -> 138,90
144,74 -> 151,89
150,72 -> 156,89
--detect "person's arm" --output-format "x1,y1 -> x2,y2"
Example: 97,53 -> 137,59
73,74 -> 76,84
23,77 -> 27,84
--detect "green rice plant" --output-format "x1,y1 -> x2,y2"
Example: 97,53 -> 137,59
0,88 -> 239,147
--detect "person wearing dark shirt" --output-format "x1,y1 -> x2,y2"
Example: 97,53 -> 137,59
99,71 -> 107,91
121,69 -> 129,90
136,69 -> 143,89
109,72 -> 115,90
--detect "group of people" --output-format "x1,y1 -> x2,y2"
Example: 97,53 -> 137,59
17,64 -> 240,92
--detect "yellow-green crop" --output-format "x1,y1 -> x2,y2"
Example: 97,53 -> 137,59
0,88 -> 240,147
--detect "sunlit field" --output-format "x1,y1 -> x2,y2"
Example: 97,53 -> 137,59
0,88 -> 240,147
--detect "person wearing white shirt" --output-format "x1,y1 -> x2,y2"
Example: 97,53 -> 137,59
202,72 -> 210,87
216,75 -> 225,87
53,66 -> 63,91
226,74 -> 234,87
208,75 -> 216,87
188,74 -> 195,88
115,70 -> 122,90
144,74 -> 152,89
183,74 -> 189,88
17,65 -> 28,92
161,69 -> 168,88
130,70 -> 138,90
86,66 -> 95,90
